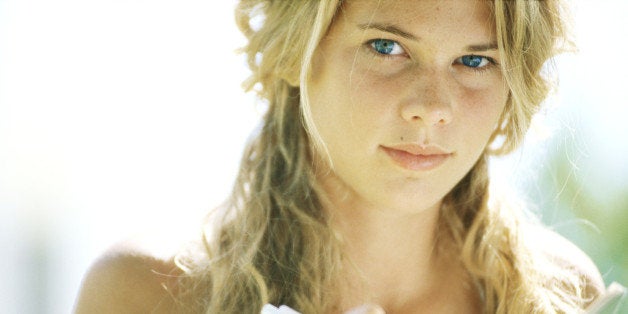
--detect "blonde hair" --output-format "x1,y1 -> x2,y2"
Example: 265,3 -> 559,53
175,0 -> 590,313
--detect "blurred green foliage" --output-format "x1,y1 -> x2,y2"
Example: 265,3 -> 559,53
523,124 -> 627,311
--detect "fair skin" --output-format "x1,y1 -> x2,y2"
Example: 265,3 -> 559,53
74,0 -> 605,313
73,237 -> 183,313
310,0 -> 505,311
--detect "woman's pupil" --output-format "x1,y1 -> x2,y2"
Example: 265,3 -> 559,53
374,39 -> 394,54
463,55 -> 482,67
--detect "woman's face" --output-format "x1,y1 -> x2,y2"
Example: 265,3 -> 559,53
308,0 -> 508,214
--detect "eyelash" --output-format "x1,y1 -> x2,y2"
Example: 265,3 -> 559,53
365,38 -> 499,73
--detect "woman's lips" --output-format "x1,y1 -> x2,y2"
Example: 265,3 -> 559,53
381,144 -> 452,171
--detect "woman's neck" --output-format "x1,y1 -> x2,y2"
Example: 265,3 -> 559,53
336,210 -> 442,305
321,176 -> 452,312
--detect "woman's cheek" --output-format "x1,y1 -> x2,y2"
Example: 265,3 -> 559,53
456,87 -> 508,141
348,66 -> 412,111
461,73 -> 507,110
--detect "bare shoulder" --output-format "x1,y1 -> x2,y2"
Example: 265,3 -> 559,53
529,226 -> 606,299
73,234 -> 186,314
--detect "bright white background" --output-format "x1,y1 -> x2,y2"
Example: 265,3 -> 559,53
0,1 -> 626,313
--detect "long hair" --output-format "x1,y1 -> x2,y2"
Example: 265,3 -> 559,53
175,0 -> 590,313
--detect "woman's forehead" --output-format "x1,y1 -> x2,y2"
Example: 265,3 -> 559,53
338,0 -> 495,34
328,0 -> 496,53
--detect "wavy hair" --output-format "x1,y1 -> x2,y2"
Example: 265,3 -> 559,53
175,0 -> 590,313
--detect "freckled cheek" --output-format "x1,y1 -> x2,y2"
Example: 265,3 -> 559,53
309,70 -> 389,146
347,67 -> 407,116
456,87 -> 508,133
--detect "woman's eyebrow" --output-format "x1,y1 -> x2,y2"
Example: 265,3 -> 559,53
465,43 -> 498,52
357,22 -> 419,41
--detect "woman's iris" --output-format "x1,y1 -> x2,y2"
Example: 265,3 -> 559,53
461,55 -> 487,68
371,39 -> 397,55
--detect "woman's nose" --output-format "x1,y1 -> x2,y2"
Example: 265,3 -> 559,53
400,71 -> 453,126
401,102 -> 452,125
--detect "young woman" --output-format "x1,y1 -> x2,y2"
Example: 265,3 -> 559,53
74,0 -> 618,313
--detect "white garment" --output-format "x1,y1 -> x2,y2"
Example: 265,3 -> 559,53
585,282 -> 626,314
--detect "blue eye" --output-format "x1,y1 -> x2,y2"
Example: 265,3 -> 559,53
369,39 -> 405,56
459,55 -> 491,68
